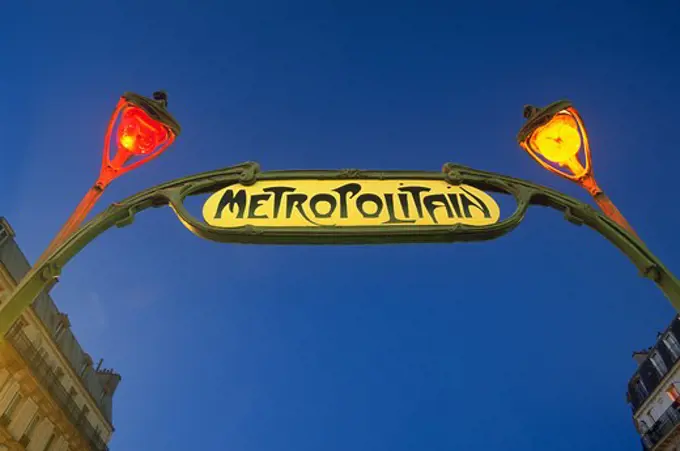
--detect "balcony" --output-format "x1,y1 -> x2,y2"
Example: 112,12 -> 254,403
642,403 -> 680,450
5,325 -> 109,451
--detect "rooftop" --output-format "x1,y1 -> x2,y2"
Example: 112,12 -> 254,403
627,315 -> 680,414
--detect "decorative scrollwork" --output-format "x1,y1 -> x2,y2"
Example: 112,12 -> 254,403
643,265 -> 662,283
442,163 -> 466,185
337,169 -> 364,179
39,262 -> 61,282
563,207 -> 585,226
238,162 -> 261,186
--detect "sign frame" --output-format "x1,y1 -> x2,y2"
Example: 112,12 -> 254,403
167,163 -> 530,245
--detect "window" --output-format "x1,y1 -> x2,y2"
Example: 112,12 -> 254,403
651,352 -> 668,376
663,333 -> 680,359
54,322 -> 65,340
79,405 -> 90,424
55,367 -> 64,379
22,413 -> 41,444
13,318 -> 27,330
634,377 -> 649,399
639,419 -> 649,432
2,392 -> 23,421
0,222 -> 10,247
669,383 -> 680,402
69,387 -> 77,400
99,388 -> 107,403
43,432 -> 56,451
79,361 -> 89,377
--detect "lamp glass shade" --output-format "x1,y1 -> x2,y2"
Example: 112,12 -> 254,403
529,113 -> 582,164
519,104 -> 592,182
97,93 -> 178,189
117,106 -> 169,156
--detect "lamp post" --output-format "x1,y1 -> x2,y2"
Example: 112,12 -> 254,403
517,100 -> 638,237
37,91 -> 181,265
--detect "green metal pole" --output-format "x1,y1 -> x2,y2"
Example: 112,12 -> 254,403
1,162 -> 678,338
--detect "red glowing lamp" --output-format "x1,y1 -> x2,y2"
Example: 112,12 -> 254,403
37,91 -> 181,264
99,91 -> 182,189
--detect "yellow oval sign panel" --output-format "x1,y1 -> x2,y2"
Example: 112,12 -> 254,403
202,180 -> 500,228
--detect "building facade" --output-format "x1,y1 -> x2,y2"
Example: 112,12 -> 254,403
0,218 -> 120,450
627,315 -> 680,450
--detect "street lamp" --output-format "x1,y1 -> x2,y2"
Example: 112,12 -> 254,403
37,91 -> 181,264
517,100 -> 637,237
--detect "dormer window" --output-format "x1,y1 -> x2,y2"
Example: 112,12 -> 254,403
55,322 -> 65,340
54,313 -> 70,340
663,333 -> 680,360
79,361 -> 89,377
0,225 -> 8,246
651,351 -> 668,376
80,354 -> 93,378
0,218 -> 12,247
634,377 -> 649,399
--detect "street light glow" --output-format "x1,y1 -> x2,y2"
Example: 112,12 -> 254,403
117,106 -> 169,156
33,91 -> 181,266
529,113 -> 582,165
518,100 -> 638,236
101,92 -> 180,181
516,100 -> 591,181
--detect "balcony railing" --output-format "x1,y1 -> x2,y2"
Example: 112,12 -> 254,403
5,324 -> 108,451
642,402 -> 680,450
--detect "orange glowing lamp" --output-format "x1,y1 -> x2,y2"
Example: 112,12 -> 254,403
99,91 -> 181,189
517,100 -> 638,237
517,100 -> 592,183
529,114 -> 582,164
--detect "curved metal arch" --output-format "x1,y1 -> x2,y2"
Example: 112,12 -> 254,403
1,161 -> 678,336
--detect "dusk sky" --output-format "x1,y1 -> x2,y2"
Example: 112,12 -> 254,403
3,1 -> 680,450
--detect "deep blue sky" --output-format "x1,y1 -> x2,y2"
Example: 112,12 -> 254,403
3,2 -> 680,450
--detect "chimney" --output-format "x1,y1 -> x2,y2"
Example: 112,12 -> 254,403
633,350 -> 650,366
95,369 -> 122,397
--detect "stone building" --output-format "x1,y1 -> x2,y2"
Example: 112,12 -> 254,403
0,217 -> 120,450
627,315 -> 680,450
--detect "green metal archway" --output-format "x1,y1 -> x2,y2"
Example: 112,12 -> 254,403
1,161 -> 678,335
